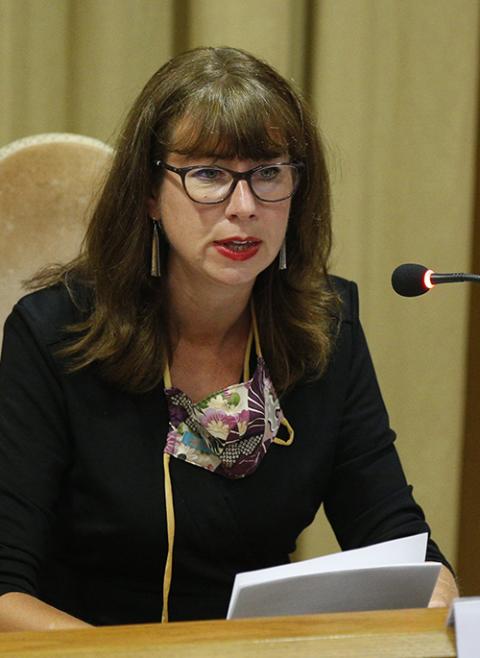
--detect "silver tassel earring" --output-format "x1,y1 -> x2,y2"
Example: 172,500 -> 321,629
278,238 -> 287,270
150,218 -> 161,277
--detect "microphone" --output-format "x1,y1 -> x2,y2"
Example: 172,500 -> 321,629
391,263 -> 480,297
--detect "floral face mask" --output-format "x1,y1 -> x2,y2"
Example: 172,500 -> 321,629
163,307 -> 294,479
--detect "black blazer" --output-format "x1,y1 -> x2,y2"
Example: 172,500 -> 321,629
0,278 -> 448,624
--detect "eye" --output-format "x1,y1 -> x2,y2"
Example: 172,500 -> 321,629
190,167 -> 228,182
256,165 -> 281,181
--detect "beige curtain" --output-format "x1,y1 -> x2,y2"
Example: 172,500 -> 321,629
1,0 -> 479,584
299,0 -> 480,569
458,89 -> 480,595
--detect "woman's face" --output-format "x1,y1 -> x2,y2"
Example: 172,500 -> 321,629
148,152 -> 291,292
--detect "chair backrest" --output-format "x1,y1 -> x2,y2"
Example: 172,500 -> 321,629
0,133 -> 113,339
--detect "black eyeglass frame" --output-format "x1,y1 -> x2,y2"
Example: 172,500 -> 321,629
153,160 -> 305,204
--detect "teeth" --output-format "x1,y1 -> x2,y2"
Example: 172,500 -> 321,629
224,241 -> 256,251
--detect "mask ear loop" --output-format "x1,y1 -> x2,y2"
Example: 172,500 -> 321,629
273,417 -> 295,446
163,360 -> 172,389
250,302 -> 295,447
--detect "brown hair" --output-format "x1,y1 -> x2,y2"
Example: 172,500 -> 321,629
30,47 -> 340,394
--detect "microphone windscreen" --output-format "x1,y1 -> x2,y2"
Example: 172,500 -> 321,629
391,263 -> 430,297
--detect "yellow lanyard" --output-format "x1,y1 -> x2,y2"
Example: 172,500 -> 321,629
161,301 -> 293,622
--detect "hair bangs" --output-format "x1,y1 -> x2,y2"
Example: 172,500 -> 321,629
165,82 -> 301,161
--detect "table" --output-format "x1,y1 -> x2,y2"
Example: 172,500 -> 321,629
0,607 -> 456,658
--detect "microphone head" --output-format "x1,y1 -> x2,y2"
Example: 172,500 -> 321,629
391,263 -> 433,297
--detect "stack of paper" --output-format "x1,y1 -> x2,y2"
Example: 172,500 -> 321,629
227,533 -> 440,619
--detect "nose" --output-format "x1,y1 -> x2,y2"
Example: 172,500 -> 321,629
225,179 -> 257,220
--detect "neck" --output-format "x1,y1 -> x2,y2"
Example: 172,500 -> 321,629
166,271 -> 253,348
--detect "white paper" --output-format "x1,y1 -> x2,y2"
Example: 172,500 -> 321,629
227,533 -> 439,619
448,597 -> 480,658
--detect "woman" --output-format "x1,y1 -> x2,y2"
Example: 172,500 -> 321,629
0,47 -> 457,630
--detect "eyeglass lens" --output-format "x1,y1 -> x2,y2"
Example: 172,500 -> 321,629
184,164 -> 299,203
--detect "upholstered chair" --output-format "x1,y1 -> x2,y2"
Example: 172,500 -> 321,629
0,133 -> 113,339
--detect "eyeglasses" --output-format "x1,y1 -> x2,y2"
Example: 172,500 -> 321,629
153,161 -> 304,204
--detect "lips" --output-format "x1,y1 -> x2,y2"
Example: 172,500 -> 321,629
213,237 -> 261,261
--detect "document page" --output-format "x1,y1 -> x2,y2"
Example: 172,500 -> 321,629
227,533 -> 440,619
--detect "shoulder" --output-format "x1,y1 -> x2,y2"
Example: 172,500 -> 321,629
8,281 -> 91,348
326,274 -> 359,325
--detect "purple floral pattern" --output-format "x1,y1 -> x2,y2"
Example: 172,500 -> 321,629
164,357 -> 284,479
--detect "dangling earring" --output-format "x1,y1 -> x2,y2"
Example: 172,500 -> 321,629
278,238 -> 287,270
150,218 -> 161,277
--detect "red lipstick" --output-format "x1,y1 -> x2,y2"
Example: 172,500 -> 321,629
213,236 -> 261,261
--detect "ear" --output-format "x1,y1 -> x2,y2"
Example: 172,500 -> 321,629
147,192 -> 160,218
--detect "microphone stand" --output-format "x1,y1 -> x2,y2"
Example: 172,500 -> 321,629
431,273 -> 480,285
